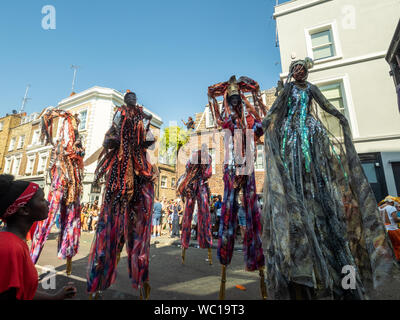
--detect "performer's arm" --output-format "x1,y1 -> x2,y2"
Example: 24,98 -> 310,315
241,93 -> 261,121
103,110 -> 121,150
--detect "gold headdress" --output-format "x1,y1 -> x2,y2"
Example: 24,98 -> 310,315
227,76 -> 240,97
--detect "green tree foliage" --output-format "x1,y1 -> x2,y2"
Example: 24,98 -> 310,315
159,126 -> 190,165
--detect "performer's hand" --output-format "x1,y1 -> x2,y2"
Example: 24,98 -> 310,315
55,282 -> 77,300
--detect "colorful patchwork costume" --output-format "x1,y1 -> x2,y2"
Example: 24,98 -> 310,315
86,92 -> 156,299
177,147 -> 213,263
208,76 -> 268,299
30,109 -> 85,272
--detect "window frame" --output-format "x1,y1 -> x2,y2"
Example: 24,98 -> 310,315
305,21 -> 343,65
161,176 -> 168,189
17,135 -> 25,149
12,157 -> 22,176
78,109 -> 88,131
37,153 -> 48,174
0,121 -> 4,131
8,137 -> 16,151
4,157 -> 12,174
255,144 -> 265,171
26,156 -> 36,175
313,75 -> 359,138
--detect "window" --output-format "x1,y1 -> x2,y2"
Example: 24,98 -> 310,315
306,22 -> 341,63
17,135 -> 25,149
78,110 -> 88,131
8,137 -> 16,151
0,121 -> 4,131
12,158 -> 21,176
206,107 -> 215,128
209,148 -> 216,175
310,29 -> 336,61
318,82 -> 347,137
26,156 -> 35,175
31,130 -> 40,145
4,158 -> 12,174
171,178 -> 176,188
255,145 -> 265,171
37,154 -> 48,173
161,176 -> 168,188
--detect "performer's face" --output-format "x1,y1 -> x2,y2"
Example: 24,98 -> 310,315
124,93 -> 137,107
293,64 -> 307,82
229,95 -> 241,108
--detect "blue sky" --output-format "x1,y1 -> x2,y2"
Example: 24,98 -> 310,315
0,0 -> 286,128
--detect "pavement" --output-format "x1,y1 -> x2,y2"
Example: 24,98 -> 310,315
34,229 -> 263,300
4,226 -> 400,300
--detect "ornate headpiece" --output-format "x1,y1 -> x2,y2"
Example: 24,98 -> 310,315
227,76 -> 240,97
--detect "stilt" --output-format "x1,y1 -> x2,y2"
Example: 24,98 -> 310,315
117,251 -> 121,265
66,258 -> 72,276
259,267 -> 267,300
89,291 -> 101,300
208,248 -> 212,265
140,282 -> 151,300
219,265 -> 227,300
182,247 -> 186,264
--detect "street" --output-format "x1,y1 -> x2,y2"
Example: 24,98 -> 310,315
34,231 -> 263,300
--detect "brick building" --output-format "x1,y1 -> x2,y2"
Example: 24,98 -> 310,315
0,113 -> 25,173
157,163 -> 177,201
176,89 -> 277,198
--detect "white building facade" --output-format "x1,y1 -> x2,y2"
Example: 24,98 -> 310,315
274,0 -> 400,200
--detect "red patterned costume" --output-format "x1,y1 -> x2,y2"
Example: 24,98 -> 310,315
86,94 -> 156,299
30,109 -> 85,268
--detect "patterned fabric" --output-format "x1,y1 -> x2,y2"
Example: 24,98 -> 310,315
87,104 -> 155,293
30,110 -> 84,264
261,81 -> 397,300
217,115 -> 265,271
178,150 -> 213,250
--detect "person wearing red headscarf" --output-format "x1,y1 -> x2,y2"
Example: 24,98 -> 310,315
0,174 -> 77,300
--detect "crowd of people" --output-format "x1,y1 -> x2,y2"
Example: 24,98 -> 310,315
80,200 -> 100,233
150,194 -> 261,244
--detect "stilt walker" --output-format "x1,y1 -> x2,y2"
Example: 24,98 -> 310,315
208,76 -> 268,300
86,91 -> 156,300
177,145 -> 213,265
261,57 -> 397,300
30,109 -> 85,276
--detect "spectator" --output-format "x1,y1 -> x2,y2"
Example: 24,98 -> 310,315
171,200 -> 180,238
160,197 -> 168,235
176,198 -> 184,231
0,174 -> 77,300
152,197 -> 163,238
238,196 -> 247,244
167,200 -> 174,234
181,117 -> 195,130
90,201 -> 99,233
81,203 -> 89,232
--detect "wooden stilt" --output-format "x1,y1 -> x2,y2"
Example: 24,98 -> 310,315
66,258 -> 72,276
89,291 -> 101,300
219,265 -> 227,300
140,282 -> 151,300
259,268 -> 267,300
208,248 -> 212,265
182,247 -> 186,264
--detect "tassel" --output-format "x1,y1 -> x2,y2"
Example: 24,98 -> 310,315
219,265 -> 227,300
259,267 -> 267,300
182,247 -> 186,264
208,248 -> 212,265
66,258 -> 72,276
